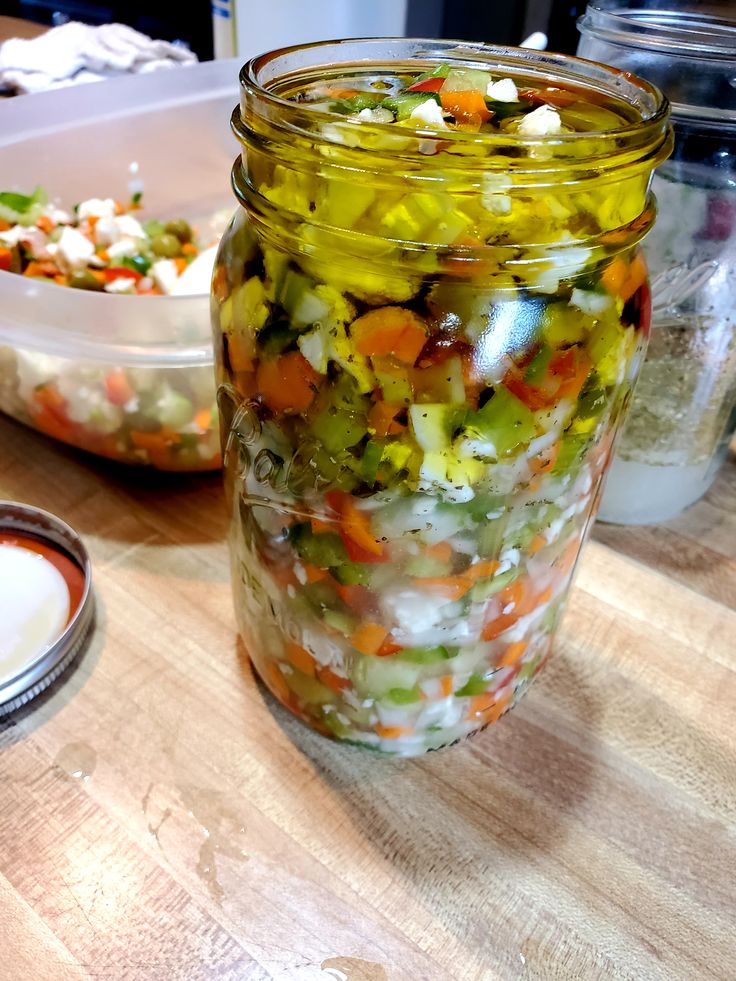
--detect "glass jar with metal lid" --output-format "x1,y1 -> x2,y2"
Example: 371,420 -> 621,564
578,1 -> 736,523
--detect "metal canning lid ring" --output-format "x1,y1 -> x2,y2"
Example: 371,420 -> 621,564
0,501 -> 94,716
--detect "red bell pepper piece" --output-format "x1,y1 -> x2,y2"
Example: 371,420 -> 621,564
407,77 -> 446,93
103,266 -> 142,282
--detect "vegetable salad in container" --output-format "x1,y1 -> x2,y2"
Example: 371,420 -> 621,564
213,39 -> 671,755
0,189 -> 222,469
0,59 -> 239,470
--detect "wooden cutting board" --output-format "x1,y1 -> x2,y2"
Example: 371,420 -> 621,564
1,413 -> 734,981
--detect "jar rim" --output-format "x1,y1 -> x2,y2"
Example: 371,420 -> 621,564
578,2 -> 736,60
233,38 -> 671,260
239,36 -> 669,148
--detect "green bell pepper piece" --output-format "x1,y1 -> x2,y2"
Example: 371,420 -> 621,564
385,687 -> 422,705
383,91 -> 441,120
290,524 -> 347,568
469,387 -> 537,456
455,675 -> 492,697
399,645 -> 451,664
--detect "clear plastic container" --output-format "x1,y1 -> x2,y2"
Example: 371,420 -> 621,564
578,1 -> 736,523
0,60 -> 240,470
213,38 -> 670,755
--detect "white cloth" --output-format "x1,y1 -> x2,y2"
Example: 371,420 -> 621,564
0,22 -> 197,94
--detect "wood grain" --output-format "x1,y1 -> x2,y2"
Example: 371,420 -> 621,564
0,413 -> 734,981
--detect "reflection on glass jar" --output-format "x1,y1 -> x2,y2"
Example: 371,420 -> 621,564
212,39 -> 670,755
579,1 -> 736,523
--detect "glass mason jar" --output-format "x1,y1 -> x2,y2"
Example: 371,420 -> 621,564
579,1 -> 736,524
212,39 -> 670,755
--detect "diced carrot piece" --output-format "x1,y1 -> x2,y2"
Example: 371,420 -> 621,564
334,582 -> 375,615
529,441 -> 560,475
323,86 -> 366,99
424,541 -> 453,564
468,691 -> 496,717
501,577 -> 531,615
256,351 -> 318,415
497,641 -> 528,668
33,384 -> 67,414
130,429 -> 180,451
622,253 -> 647,302
351,307 -> 427,365
0,219 -> 11,232
303,563 -> 329,584
528,533 -> 548,555
174,256 -> 188,276
104,368 -> 136,406
439,675 -> 454,698
228,333 -> 255,374
212,265 -> 229,302
375,724 -> 414,739
326,491 -> 386,560
601,257 -> 629,297
342,498 -> 384,556
351,621 -> 389,656
483,578 -> 554,641
317,665 -> 351,693
0,247 -> 12,272
484,694 -> 511,725
97,248 -> 110,263
261,660 -> 291,705
36,214 -> 55,233
469,691 -> 512,723
31,390 -> 76,445
194,408 -> 212,432
462,560 -> 500,583
536,586 -> 553,607
551,349 -> 592,402
482,580 -> 528,641
181,242 -> 198,256
368,400 -> 405,438
285,642 -> 316,677
440,89 -> 492,123
442,235 -> 496,279
30,406 -> 74,442
23,260 -> 50,278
